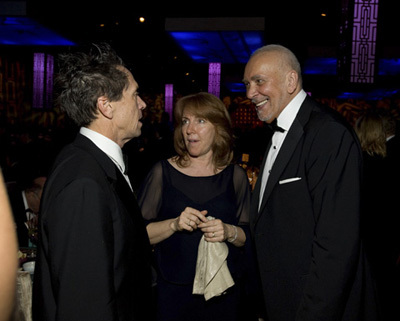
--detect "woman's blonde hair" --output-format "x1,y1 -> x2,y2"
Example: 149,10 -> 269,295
173,92 -> 233,171
355,111 -> 387,157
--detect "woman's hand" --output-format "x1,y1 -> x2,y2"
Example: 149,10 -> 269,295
198,218 -> 232,243
170,207 -> 208,232
199,218 -> 244,246
147,207 -> 208,245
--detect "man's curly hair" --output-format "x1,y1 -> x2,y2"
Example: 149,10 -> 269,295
55,43 -> 129,127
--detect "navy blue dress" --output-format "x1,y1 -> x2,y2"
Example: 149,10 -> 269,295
138,160 -> 251,321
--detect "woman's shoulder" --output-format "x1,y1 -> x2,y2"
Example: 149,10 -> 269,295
144,159 -> 167,180
221,163 -> 248,184
138,160 -> 166,197
232,163 -> 247,176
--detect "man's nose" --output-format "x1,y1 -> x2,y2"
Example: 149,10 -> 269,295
138,96 -> 146,110
246,83 -> 257,100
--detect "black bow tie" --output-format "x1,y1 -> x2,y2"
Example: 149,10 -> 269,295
268,119 -> 285,133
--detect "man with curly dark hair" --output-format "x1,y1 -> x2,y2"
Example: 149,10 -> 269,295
33,43 -> 154,321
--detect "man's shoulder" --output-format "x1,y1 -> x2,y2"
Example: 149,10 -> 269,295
299,98 -> 361,155
48,138 -> 111,190
302,98 -> 353,133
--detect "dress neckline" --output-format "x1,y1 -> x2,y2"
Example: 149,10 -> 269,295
164,159 -> 229,179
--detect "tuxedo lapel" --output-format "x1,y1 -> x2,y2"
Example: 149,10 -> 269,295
251,140 -> 271,230
74,134 -> 135,203
112,169 -> 140,217
111,158 -> 150,253
258,119 -> 304,214
255,98 -> 313,224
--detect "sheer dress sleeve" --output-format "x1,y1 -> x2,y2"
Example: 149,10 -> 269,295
137,161 -> 163,222
232,164 -> 251,225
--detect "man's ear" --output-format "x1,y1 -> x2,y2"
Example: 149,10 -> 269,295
286,70 -> 298,94
97,96 -> 113,119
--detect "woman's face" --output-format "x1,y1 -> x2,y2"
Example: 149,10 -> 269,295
181,111 -> 216,159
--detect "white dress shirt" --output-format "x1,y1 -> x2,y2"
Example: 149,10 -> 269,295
80,127 -> 133,191
22,191 -> 36,223
259,90 -> 307,209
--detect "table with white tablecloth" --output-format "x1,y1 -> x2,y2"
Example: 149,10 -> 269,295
11,271 -> 32,321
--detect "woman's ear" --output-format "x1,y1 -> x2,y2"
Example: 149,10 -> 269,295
97,96 -> 113,119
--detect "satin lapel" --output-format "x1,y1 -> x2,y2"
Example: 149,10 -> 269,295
258,119 -> 303,213
257,97 -> 313,219
251,140 -> 271,231
111,167 -> 150,249
112,169 -> 139,216
74,134 -> 135,207
74,134 -> 148,245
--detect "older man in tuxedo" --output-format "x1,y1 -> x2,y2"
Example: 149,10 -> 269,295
243,44 -> 378,321
33,43 -> 154,321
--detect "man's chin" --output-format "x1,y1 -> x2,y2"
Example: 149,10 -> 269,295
257,112 -> 270,122
134,128 -> 142,138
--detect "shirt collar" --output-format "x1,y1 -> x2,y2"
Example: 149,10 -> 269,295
387,135 -> 395,142
22,191 -> 29,210
276,89 -> 307,132
79,127 -> 126,174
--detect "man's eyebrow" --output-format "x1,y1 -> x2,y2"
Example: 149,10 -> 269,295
242,75 -> 262,83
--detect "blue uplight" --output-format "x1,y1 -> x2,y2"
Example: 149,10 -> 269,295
303,57 -> 337,75
378,58 -> 400,75
168,31 -> 264,64
224,82 -> 246,92
0,16 -> 75,46
337,88 -> 400,100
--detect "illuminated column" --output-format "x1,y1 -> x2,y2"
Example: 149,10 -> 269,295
33,53 -> 54,109
33,53 -> 45,109
45,54 -> 54,108
208,62 -> 221,97
350,0 -> 379,83
165,84 -> 173,122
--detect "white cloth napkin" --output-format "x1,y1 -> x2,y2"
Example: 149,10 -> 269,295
192,217 -> 235,300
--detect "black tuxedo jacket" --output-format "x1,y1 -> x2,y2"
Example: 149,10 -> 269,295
250,96 -> 378,321
33,133 -> 154,321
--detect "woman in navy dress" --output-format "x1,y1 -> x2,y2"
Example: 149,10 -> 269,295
138,92 -> 253,321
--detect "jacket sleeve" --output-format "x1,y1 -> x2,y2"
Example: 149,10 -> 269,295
44,178 -> 118,321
